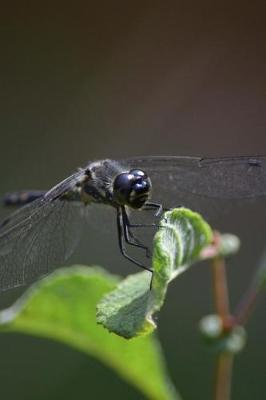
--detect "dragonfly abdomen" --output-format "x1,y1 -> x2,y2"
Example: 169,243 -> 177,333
2,190 -> 46,206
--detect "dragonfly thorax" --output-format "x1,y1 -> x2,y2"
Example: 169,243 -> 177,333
113,169 -> 152,209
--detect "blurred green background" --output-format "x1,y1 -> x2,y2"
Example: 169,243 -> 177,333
0,2 -> 265,399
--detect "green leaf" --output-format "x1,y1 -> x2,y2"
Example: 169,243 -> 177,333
218,234 -> 240,257
0,267 -> 180,400
255,249 -> 266,289
97,208 -> 213,339
200,232 -> 240,260
199,314 -> 246,354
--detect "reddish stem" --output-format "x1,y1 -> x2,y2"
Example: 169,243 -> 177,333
214,352 -> 234,400
211,256 -> 234,400
234,275 -> 261,326
212,256 -> 233,329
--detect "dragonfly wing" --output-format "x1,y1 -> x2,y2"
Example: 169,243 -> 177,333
125,156 -> 266,204
0,169 -> 87,291
0,198 -> 85,291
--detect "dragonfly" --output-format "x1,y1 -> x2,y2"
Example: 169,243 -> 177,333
0,156 -> 266,291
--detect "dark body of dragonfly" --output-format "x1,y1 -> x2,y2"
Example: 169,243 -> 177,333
0,156 -> 266,291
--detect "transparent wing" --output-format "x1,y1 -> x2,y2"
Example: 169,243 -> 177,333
125,156 -> 266,207
0,169 -> 87,291
0,199 -> 85,291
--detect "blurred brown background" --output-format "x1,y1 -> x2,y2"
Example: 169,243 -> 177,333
0,2 -> 265,399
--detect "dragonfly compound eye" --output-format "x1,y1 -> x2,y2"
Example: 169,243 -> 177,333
113,169 -> 151,209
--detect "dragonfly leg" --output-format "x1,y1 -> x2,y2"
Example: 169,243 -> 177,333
116,207 -> 153,274
123,202 -> 168,229
121,207 -> 152,258
143,201 -> 168,217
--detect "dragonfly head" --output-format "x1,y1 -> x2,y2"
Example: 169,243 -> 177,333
113,169 -> 152,209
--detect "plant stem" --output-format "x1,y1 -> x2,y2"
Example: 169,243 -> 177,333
234,274 -> 261,326
211,256 -> 234,400
211,256 -> 231,328
234,249 -> 266,325
214,352 -> 234,400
